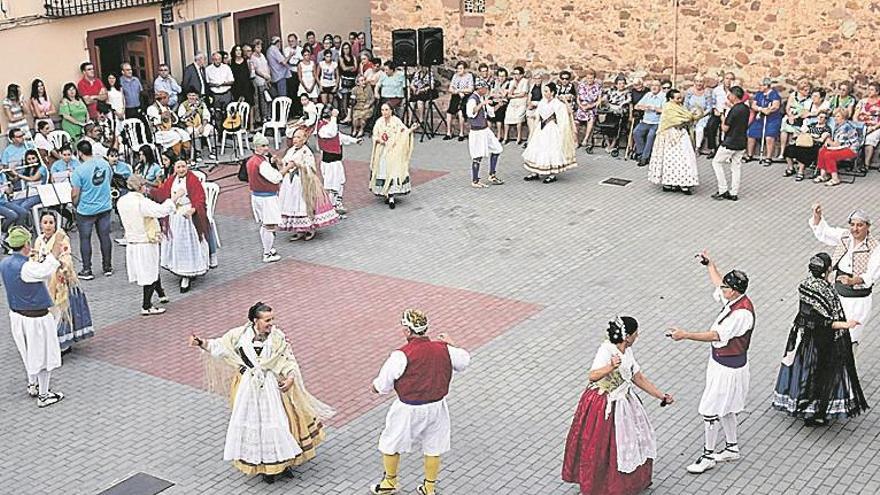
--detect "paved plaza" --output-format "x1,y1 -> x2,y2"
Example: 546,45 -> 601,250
3,135 -> 880,495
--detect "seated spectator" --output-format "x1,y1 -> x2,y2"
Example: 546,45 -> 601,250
358,51 -> 375,76
601,74 -> 632,152
350,75 -> 375,138
633,80 -> 665,166
1,128 -> 34,171
365,57 -> 383,87
575,68 -> 602,148
29,79 -> 56,131
443,61 -> 474,141
32,121 -> 60,165
409,66 -> 437,124
50,146 -> 81,183
135,145 -> 164,187
0,147 -> 43,235
287,94 -> 319,139
6,149 -> 48,194
783,110 -> 831,180
855,82 -> 880,168
107,148 -> 133,178
814,108 -> 861,187
81,123 -> 109,158
3,83 -> 30,135
821,81 -> 856,121
779,79 -> 814,159
803,88 -> 827,125
59,82 -> 89,142
745,77 -> 782,166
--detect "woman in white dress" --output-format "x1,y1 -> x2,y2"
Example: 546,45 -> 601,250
648,89 -> 705,195
153,160 -> 210,293
369,103 -> 419,209
278,128 -> 340,240
522,82 -> 577,183
297,47 -> 319,100
504,67 -> 530,144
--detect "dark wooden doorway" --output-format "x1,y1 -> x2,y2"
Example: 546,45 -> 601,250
88,20 -> 160,87
234,4 -> 281,46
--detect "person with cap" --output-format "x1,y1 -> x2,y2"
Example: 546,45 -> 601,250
246,132 -> 293,262
669,250 -> 753,474
316,108 -> 361,214
0,226 -> 66,407
189,301 -> 334,484
369,309 -> 471,495
116,174 -> 183,316
279,128 -> 339,240
147,90 -> 192,158
772,252 -> 868,426
562,316 -> 673,495
744,77 -> 782,166
466,78 -> 505,188
809,203 -> 880,354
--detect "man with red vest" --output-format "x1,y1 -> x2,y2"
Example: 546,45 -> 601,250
317,108 -> 361,214
370,309 -> 471,495
669,250 -> 753,475
246,133 -> 293,263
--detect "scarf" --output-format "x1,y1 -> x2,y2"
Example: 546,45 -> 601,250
369,115 -> 414,195
152,171 -> 210,241
798,276 -> 845,321
659,100 -> 701,133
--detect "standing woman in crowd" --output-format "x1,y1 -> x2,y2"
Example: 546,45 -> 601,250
503,67 -> 529,145
297,47 -> 319,101
31,211 -> 94,352
575,69 -> 602,148
648,89 -> 704,195
318,49 -> 340,108
772,252 -> 868,426
29,79 -> 56,131
822,81 -> 856,121
3,84 -> 31,134
59,82 -> 89,142
489,67 -> 509,140
525,71 -> 545,140
522,82 -> 577,183
744,78 -> 782,166
369,103 -> 419,209
337,42 -> 358,123
562,316 -> 672,495
350,75 -> 375,139
104,73 -> 125,122
230,45 -> 254,108
444,61 -> 474,141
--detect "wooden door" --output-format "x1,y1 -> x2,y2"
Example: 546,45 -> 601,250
125,35 -> 154,84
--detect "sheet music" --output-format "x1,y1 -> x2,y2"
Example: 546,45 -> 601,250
37,183 -> 72,206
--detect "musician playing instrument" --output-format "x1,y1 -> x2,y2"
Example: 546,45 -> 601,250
147,90 -> 191,156
177,89 -> 216,160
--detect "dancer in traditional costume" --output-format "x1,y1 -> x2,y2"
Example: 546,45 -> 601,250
0,227 -> 65,407
190,302 -> 334,484
648,89 -> 705,195
153,160 -> 210,292
317,108 -> 361,214
369,309 -> 470,495
246,133 -> 293,263
117,174 -> 182,315
772,252 -> 868,425
279,128 -> 340,240
809,204 -> 880,354
522,82 -> 577,184
369,103 -> 418,209
562,316 -> 673,495
466,79 -> 505,188
31,212 -> 94,352
669,251 -> 752,474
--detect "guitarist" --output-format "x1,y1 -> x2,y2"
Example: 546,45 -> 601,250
178,89 -> 215,160
147,90 -> 191,157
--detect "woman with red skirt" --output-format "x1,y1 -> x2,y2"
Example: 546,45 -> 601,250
562,316 -> 674,495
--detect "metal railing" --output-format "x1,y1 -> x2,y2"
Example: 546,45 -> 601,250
43,0 -> 167,18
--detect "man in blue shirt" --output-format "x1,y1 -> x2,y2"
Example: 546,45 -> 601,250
153,64 -> 182,109
633,80 -> 666,167
120,62 -> 144,119
71,140 -> 113,279
1,128 -> 33,170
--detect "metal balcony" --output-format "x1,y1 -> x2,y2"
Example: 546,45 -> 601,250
43,0 -> 172,18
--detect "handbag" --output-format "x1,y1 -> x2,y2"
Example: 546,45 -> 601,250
795,133 -> 814,148
237,156 -> 250,182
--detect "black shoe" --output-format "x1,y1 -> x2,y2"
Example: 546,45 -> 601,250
637,159 -> 648,167
442,134 -> 454,141
457,135 -> 466,141
662,185 -> 675,192
77,270 -> 95,281
711,191 -> 732,201
728,194 -> 738,201
388,196 -> 396,209
542,175 -> 558,184
682,187 -> 694,195
262,474 -> 275,484
706,151 -> 717,159
783,168 -> 795,177
761,158 -> 772,167
523,173 -> 540,181
742,155 -> 756,163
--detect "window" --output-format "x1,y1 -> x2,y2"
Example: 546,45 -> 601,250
462,0 -> 485,14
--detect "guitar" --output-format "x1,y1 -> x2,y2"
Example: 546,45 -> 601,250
223,97 -> 245,131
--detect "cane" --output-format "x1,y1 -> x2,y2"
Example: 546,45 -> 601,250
625,106 -> 637,161
760,109 -> 767,160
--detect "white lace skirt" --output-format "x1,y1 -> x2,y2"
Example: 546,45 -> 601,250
224,371 -> 303,465
613,392 -> 657,473
160,213 -> 209,277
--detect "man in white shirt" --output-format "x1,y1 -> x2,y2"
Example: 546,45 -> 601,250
153,64 -> 183,109
205,51 -> 234,113
245,133 -> 293,263
284,33 -> 303,108
81,123 -> 109,158
707,72 -> 735,158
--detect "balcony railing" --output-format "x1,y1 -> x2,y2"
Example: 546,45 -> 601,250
44,0 -> 170,18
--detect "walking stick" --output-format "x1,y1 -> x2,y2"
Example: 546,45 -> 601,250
760,109 -> 767,160
625,106 -> 637,161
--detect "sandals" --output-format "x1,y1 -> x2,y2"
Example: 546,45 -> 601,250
824,180 -> 841,187
783,168 -> 795,177
470,181 -> 489,188
487,175 -> 505,185
795,173 -> 804,182
813,176 -> 829,184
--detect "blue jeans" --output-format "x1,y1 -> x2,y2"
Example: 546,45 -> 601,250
633,122 -> 658,160
206,225 -> 218,256
76,209 -> 113,273
0,201 -> 29,231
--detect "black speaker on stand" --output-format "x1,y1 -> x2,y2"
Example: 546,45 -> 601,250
391,29 -> 418,67
417,27 -> 444,66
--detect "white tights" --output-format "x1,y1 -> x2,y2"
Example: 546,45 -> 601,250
28,370 -> 51,395
259,226 -> 275,254
703,413 -> 738,452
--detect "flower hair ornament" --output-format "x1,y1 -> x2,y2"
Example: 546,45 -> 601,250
608,316 -> 625,342
401,309 -> 429,334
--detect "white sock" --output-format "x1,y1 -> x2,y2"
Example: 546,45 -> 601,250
720,413 -> 738,448
28,374 -> 38,386
37,370 -> 50,396
259,227 -> 275,254
703,415 -> 720,453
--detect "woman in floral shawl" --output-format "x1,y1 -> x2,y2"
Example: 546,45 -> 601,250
648,88 -> 706,195
31,211 -> 94,352
369,102 -> 418,209
773,252 -> 868,426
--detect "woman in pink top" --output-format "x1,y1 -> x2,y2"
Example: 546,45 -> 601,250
29,79 -> 56,130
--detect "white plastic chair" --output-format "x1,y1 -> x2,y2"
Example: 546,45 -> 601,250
192,170 -> 207,183
261,97 -> 292,149
203,181 -> 221,247
312,103 -> 325,136
220,102 -> 251,158
47,130 -> 71,151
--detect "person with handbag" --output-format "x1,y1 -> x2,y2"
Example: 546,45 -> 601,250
783,111 -> 831,181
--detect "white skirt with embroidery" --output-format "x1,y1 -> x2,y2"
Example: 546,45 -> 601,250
613,391 -> 657,473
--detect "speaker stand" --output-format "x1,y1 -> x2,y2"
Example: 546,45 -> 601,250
399,64 -> 429,142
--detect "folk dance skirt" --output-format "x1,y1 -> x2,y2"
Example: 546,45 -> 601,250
320,159 -> 346,193
773,310 -> 868,420
378,398 -> 451,457
279,174 -> 340,232
127,243 -> 161,286
647,127 -> 699,187
370,156 -> 412,196
56,286 -> 94,351
468,127 -> 503,160
699,356 -> 749,417
161,213 -> 209,277
562,388 -> 653,495
10,311 -> 61,376
522,122 -> 577,175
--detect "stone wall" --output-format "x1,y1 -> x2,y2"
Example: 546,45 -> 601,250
370,0 -> 880,89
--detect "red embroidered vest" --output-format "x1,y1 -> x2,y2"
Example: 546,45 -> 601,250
246,155 -> 280,194
394,336 -> 452,405
712,295 -> 754,368
317,120 -> 342,154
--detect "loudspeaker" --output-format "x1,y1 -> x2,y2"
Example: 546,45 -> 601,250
418,27 -> 444,66
391,29 -> 418,66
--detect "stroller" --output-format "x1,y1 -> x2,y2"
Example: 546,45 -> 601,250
590,103 -> 631,158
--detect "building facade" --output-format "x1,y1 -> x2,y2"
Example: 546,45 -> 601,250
371,0 -> 880,87
0,0 -> 370,129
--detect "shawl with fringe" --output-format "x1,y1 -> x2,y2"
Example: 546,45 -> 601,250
369,115 -> 414,195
